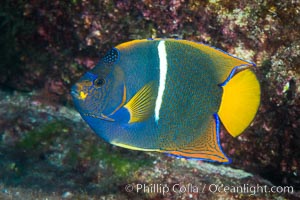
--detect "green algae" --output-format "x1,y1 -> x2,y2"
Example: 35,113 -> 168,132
83,144 -> 153,178
15,114 -> 152,179
106,153 -> 150,178
17,121 -> 69,150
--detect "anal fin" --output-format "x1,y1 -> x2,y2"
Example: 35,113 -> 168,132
164,114 -> 230,163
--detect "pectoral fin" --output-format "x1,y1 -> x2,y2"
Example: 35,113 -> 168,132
124,81 -> 156,123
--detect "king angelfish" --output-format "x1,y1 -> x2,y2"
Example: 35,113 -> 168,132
71,39 -> 260,163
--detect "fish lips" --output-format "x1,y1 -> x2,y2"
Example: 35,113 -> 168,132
70,84 -> 88,100
70,84 -> 79,98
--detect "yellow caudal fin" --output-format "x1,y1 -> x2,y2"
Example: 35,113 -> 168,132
218,69 -> 260,137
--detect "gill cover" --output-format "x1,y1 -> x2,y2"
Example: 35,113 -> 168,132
81,47 -> 125,116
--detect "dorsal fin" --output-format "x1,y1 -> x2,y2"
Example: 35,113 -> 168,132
124,81 -> 156,123
166,39 -> 255,83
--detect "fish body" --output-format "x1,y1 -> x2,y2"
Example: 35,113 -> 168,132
71,39 -> 260,163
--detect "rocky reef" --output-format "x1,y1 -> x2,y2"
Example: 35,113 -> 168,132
0,91 -> 299,199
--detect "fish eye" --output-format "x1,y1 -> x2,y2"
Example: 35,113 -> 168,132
93,78 -> 106,88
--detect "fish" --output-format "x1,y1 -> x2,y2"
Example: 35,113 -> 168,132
71,38 -> 260,163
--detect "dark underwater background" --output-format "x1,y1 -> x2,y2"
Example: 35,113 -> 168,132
0,0 -> 299,199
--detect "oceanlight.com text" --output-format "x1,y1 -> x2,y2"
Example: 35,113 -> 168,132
124,183 -> 294,196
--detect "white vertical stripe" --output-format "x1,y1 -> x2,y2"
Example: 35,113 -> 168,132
155,41 -> 168,122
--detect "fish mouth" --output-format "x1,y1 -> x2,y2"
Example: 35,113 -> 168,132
71,89 -> 88,100
71,89 -> 79,98
71,85 -> 81,99
71,82 -> 91,100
